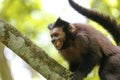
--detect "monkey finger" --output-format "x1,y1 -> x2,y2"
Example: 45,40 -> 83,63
70,73 -> 82,80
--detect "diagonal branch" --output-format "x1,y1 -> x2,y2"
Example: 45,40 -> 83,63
0,19 -> 71,80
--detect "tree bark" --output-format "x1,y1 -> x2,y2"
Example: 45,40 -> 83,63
0,19 -> 71,80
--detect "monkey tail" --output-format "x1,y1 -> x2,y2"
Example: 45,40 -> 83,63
68,0 -> 120,45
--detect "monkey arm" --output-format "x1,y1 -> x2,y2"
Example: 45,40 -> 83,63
69,32 -> 102,80
70,51 -> 100,80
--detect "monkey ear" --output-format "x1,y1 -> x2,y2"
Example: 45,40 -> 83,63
48,23 -> 53,30
69,24 -> 76,32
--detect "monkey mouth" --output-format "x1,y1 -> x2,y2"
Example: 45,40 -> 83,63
54,40 -> 63,49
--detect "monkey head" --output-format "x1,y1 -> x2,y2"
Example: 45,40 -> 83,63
48,18 -> 76,50
49,27 -> 66,49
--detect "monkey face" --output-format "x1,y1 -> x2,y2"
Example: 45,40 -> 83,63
50,27 -> 66,49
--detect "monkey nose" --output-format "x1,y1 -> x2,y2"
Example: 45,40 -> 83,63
52,39 -> 55,43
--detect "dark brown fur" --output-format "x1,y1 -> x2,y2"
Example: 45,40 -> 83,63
48,18 -> 120,80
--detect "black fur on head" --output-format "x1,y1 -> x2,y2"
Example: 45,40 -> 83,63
48,17 -> 70,30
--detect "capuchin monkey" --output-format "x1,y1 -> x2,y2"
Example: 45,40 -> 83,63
48,0 -> 120,80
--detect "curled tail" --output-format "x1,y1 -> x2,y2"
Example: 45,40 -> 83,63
68,0 -> 120,45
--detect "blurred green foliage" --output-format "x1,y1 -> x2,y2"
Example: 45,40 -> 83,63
0,0 -> 55,39
0,0 -> 120,80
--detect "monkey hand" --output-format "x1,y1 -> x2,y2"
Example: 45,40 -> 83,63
70,72 -> 83,80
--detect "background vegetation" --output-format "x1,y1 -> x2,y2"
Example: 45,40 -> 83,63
0,0 -> 120,80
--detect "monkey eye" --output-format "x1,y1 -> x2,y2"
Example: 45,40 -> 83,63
54,33 -> 59,37
51,33 -> 59,38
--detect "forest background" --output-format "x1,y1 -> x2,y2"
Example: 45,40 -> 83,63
0,0 -> 120,80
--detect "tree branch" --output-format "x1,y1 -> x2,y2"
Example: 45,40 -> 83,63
0,19 -> 71,80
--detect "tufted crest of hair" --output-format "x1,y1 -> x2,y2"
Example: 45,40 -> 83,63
48,18 -> 70,30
